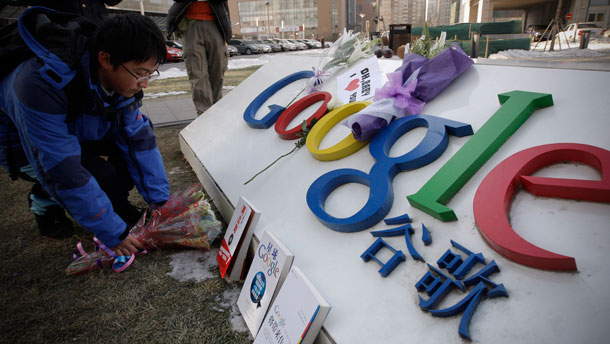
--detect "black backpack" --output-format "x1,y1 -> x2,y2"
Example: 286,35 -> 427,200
0,8 -> 97,80
0,21 -> 34,78
0,9 -> 98,180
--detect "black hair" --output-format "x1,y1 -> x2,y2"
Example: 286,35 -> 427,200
90,13 -> 166,66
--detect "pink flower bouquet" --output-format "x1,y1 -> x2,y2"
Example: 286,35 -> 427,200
66,184 -> 223,275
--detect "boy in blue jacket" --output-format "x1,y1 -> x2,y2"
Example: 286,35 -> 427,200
0,8 -> 170,256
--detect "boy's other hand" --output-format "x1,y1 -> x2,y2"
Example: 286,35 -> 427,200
112,234 -> 144,256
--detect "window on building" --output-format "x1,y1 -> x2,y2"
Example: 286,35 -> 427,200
590,0 -> 610,6
585,12 -> 605,23
597,13 -> 605,22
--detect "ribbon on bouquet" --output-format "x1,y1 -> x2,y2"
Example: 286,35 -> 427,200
311,67 -> 330,87
71,236 -> 147,273
374,71 -> 425,116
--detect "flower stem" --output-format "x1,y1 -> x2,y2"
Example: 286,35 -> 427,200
286,87 -> 306,108
243,145 -> 300,185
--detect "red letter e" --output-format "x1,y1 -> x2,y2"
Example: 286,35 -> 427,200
473,143 -> 610,271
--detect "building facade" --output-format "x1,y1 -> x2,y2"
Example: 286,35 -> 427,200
110,0 -> 172,14
2,0 -> 606,39
109,0 -> 172,31
378,0 -> 427,28
574,0 -> 609,29
374,0 -> 608,31
228,0 -> 374,41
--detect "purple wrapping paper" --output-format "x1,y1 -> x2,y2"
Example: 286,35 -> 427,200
397,44 -> 473,102
350,114 -> 390,142
346,44 -> 473,141
344,98 -> 407,141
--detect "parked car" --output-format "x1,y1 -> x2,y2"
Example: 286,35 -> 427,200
227,44 -> 239,56
247,40 -> 271,53
296,39 -> 314,49
307,39 -> 322,48
258,40 -> 281,52
288,39 -> 307,50
228,39 -> 261,55
165,40 -> 183,49
165,43 -> 183,62
560,22 -> 606,41
526,25 -> 551,41
274,39 -> 297,51
299,39 -> 321,48
248,40 -> 271,54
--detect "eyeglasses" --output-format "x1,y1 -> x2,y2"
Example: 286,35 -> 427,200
120,63 -> 160,83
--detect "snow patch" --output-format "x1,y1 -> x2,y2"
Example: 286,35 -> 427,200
228,55 -> 272,69
215,285 -> 250,334
167,250 -> 250,335
489,39 -> 610,60
159,50 -> 328,79
158,67 -> 187,79
143,91 -> 188,99
157,57 -> 271,81
166,250 -> 217,282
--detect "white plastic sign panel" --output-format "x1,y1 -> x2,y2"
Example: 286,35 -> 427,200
335,56 -> 382,103
181,54 -> 610,343
217,196 -> 253,278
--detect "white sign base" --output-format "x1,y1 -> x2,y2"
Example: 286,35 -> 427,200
180,55 -> 610,343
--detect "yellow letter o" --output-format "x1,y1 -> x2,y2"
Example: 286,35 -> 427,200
306,101 -> 371,161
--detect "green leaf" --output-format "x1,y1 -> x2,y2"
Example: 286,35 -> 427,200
310,117 -> 318,129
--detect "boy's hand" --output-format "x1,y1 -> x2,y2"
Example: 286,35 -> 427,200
112,234 -> 144,256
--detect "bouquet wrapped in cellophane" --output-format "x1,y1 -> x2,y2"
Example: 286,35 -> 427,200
305,29 -> 376,94
66,184 -> 223,275
345,25 -> 473,141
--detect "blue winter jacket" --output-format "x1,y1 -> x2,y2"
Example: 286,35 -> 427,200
0,7 -> 170,247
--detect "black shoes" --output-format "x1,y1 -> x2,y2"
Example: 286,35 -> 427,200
28,184 -> 74,239
31,202 -> 142,240
27,182 -> 143,239
114,203 -> 145,229
34,204 -> 74,240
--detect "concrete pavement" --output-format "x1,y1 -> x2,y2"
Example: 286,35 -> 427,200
141,95 -> 196,127
142,88 -> 232,127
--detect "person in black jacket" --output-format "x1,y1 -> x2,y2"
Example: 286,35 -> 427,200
167,0 -> 231,115
26,0 -> 122,24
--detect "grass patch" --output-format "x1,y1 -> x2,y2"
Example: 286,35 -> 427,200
0,124 -> 251,344
145,76 -> 191,96
145,65 -> 262,98
223,66 -> 262,86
